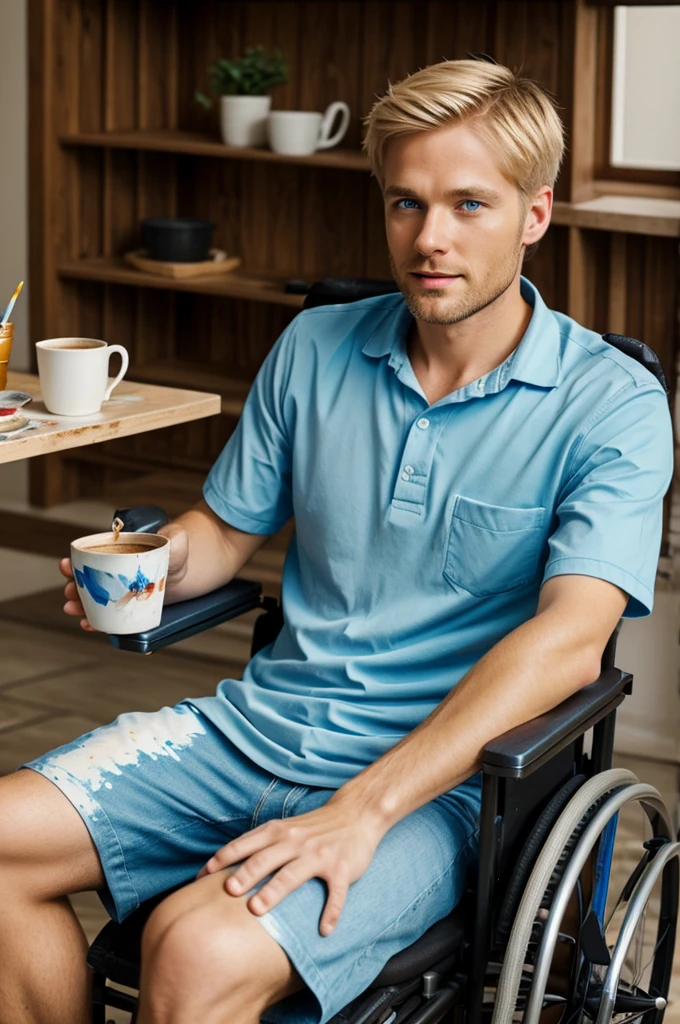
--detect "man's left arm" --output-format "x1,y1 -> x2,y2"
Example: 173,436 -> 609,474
198,573 -> 626,934
200,380 -> 670,933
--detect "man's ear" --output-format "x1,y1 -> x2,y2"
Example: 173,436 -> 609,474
522,186 -> 553,248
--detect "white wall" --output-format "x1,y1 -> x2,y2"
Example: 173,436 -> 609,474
0,0 -> 28,369
0,0 -> 28,502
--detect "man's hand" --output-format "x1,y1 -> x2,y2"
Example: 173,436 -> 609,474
196,793 -> 387,936
59,521 -> 190,630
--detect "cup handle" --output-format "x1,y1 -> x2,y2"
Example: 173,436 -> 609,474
316,101 -> 351,150
103,345 -> 129,400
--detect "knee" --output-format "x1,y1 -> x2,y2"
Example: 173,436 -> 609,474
0,774 -> 41,870
141,898 -> 251,1000
0,771 -> 102,900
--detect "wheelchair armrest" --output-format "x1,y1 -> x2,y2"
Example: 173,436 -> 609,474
108,579 -> 264,654
481,667 -> 633,778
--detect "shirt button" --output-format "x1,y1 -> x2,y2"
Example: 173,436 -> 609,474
401,471 -> 410,480
477,378 -> 484,391
404,465 -> 414,475
417,417 -> 430,430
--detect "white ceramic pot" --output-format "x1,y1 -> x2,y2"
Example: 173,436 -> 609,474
220,95 -> 272,148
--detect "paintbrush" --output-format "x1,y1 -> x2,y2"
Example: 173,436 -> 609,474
1,281 -> 24,327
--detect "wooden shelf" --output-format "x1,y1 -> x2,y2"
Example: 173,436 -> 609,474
132,363 -> 249,416
57,257 -> 306,307
59,133 -> 680,236
552,196 -> 680,237
60,129 -> 370,171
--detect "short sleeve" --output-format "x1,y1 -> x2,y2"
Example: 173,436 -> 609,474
543,383 -> 673,617
202,318 -> 297,535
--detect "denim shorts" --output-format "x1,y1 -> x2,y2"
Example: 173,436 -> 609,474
21,701 -> 481,1024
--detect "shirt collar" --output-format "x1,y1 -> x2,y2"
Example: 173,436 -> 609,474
361,276 -> 562,390
508,277 -> 562,388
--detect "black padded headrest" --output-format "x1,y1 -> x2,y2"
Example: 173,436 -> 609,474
601,333 -> 670,400
303,278 -> 399,309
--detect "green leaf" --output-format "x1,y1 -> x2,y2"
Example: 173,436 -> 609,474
198,45 -> 290,97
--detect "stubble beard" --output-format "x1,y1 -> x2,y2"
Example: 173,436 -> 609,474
389,236 -> 525,327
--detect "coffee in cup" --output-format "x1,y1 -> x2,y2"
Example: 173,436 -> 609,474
70,531 -> 169,634
267,102 -> 351,156
84,543 -> 153,554
36,337 -> 129,416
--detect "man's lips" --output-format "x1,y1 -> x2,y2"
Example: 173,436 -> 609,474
410,272 -> 462,289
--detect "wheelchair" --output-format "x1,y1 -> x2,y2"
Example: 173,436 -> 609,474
86,282 -> 680,1024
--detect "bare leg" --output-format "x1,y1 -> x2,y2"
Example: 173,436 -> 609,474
137,868 -> 305,1024
0,770 -> 106,1024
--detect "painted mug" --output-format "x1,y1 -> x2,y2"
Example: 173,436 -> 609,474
70,531 -> 170,634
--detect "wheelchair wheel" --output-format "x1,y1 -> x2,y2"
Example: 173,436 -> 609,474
491,769 -> 679,1024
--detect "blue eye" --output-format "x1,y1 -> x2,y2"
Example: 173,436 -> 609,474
461,200 -> 482,213
395,198 -> 421,210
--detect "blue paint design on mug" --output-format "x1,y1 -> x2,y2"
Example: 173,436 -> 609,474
75,563 -> 156,608
73,565 -> 116,607
121,567 -> 152,594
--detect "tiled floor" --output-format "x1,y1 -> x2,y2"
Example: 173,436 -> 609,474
1,544 -> 679,1022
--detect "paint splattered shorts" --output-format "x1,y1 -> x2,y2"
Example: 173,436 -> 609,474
21,701 -> 481,1024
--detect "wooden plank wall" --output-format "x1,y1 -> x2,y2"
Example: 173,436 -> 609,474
29,0 -> 678,510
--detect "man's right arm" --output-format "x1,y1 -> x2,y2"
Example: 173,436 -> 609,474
158,498 -> 271,604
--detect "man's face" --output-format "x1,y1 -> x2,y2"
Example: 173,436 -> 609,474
383,121 -> 536,326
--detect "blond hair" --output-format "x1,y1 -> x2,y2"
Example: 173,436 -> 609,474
363,59 -> 565,202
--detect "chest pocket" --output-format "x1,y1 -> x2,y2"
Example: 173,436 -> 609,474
443,495 -> 546,597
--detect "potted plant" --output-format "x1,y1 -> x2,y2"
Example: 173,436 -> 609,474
196,47 -> 289,148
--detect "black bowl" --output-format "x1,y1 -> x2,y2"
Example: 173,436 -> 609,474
141,218 -> 215,263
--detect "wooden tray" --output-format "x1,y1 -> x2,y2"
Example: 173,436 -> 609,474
124,249 -> 241,279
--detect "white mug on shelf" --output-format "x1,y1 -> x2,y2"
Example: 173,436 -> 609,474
267,101 -> 351,156
36,337 -> 129,416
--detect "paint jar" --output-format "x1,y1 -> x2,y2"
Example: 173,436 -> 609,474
0,322 -> 14,390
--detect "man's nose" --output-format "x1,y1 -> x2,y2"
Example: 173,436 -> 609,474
413,209 -> 452,257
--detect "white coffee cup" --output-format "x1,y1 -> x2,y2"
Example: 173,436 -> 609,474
71,531 -> 170,634
267,102 -> 351,156
36,337 -> 129,416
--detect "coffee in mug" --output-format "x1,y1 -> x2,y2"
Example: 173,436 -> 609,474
84,543 -> 152,554
267,102 -> 351,156
50,341 -> 103,350
36,337 -> 129,416
71,531 -> 170,634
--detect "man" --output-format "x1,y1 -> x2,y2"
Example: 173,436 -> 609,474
0,59 -> 672,1024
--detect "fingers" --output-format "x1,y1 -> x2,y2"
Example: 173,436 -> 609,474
158,523 -> 189,579
223,843 -> 297,896
319,877 -> 350,936
241,859 -> 348,935
63,581 -> 85,617
59,557 -> 74,580
201,823 -> 271,876
62,580 -> 96,631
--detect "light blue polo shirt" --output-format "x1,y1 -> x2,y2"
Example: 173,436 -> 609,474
194,276 -> 673,788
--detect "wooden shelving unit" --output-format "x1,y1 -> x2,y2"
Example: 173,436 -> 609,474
25,0 -> 680,559
130,363 -> 249,417
60,129 -> 370,171
57,257 -> 306,308
552,197 -> 680,238
58,132 -> 680,238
